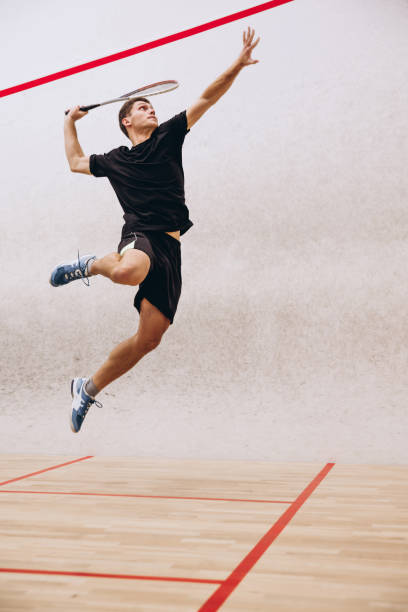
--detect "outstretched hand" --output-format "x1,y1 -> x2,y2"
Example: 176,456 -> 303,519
237,27 -> 260,67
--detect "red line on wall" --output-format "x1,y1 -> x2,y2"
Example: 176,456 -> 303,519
0,567 -> 222,584
0,0 -> 294,98
0,456 -> 93,487
197,462 -> 335,612
0,489 -> 292,504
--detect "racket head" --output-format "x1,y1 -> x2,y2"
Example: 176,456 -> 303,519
64,80 -> 179,115
120,79 -> 179,99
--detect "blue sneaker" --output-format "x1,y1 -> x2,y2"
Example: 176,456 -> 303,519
70,377 -> 102,433
50,254 -> 96,287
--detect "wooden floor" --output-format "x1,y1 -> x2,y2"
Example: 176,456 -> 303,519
0,456 -> 407,611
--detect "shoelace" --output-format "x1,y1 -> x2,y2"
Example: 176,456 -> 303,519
79,396 -> 103,417
77,249 -> 94,287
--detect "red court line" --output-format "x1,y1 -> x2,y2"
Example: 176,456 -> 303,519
0,0 -> 294,98
0,456 -> 93,487
198,462 -> 335,612
0,489 -> 292,504
0,568 -> 221,585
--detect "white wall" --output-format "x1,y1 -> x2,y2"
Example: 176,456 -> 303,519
1,0 -> 408,463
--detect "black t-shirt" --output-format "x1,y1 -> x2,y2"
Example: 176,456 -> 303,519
89,110 -> 193,236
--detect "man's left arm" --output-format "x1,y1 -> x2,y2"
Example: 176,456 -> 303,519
186,27 -> 260,130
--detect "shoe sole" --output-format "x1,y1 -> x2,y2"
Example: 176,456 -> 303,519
69,378 -> 78,433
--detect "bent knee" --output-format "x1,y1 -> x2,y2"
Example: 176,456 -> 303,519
140,335 -> 163,354
112,265 -> 145,286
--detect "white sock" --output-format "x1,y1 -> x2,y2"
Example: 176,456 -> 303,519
86,257 -> 96,277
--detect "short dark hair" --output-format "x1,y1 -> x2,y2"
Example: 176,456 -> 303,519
118,97 -> 151,139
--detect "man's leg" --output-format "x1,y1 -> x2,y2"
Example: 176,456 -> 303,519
50,248 -> 150,288
91,298 -> 171,392
91,249 -> 151,286
70,300 -> 170,433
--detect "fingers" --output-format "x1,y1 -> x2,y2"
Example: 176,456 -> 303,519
240,26 -> 260,66
252,36 -> 260,49
243,26 -> 251,45
65,105 -> 88,120
243,26 -> 260,48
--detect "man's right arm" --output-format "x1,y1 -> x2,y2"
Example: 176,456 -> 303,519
64,106 -> 91,175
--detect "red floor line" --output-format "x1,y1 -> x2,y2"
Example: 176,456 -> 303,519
0,456 -> 93,487
197,462 -> 336,612
0,489 -> 293,504
0,0 -> 294,98
0,568 -> 222,585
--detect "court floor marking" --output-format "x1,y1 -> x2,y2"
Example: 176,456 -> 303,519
0,568 -> 221,585
0,489 -> 292,504
0,455 -> 93,487
198,462 -> 335,611
0,458 -> 334,611
1,0 -> 294,98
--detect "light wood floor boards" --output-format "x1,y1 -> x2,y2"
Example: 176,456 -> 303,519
0,456 -> 407,611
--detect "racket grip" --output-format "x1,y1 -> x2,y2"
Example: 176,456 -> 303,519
64,104 -> 100,115
79,104 -> 100,112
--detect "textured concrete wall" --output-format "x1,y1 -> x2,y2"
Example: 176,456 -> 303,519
1,0 -> 408,462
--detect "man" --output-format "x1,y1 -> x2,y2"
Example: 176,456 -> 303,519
50,27 -> 260,433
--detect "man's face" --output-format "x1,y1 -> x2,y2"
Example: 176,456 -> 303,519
124,100 -> 157,133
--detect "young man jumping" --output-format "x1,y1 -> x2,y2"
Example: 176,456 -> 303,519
50,27 -> 260,433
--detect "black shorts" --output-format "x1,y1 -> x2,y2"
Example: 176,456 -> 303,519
117,231 -> 182,325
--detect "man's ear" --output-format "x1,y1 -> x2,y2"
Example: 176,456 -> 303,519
122,117 -> 131,129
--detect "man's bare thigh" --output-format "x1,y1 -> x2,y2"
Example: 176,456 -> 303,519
138,298 -> 171,336
120,248 -> 150,272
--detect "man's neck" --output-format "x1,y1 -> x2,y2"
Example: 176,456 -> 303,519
130,127 -> 156,147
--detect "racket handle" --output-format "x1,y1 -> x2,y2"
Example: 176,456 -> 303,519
79,104 -> 100,112
64,104 -> 100,115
